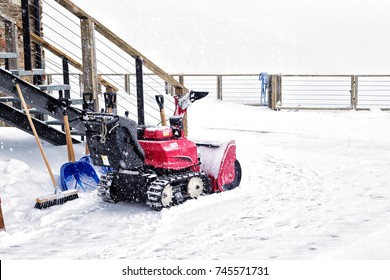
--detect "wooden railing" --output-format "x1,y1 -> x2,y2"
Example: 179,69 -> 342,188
270,74 -> 390,110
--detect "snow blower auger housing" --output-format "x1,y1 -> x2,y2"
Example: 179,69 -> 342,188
83,91 -> 241,210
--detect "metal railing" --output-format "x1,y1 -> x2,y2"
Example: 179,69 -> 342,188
45,73 -> 390,113
270,74 -> 390,110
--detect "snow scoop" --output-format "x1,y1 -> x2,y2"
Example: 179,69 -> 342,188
155,95 -> 167,126
59,109 -> 99,192
196,140 -> 242,192
15,84 -> 79,209
170,89 -> 241,192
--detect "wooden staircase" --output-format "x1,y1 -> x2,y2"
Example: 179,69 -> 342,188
1,0 -> 187,144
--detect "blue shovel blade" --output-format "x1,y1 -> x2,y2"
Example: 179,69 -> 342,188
79,155 -> 113,175
60,161 -> 100,192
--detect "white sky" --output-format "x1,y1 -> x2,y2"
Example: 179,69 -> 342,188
72,0 -> 390,74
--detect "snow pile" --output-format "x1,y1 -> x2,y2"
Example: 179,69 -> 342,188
1,100 -> 390,259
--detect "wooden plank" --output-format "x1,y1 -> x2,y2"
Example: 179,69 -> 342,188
80,18 -> 99,112
270,75 -> 277,110
15,21 -> 118,91
54,0 -> 188,94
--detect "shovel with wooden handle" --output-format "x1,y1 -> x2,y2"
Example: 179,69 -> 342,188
155,95 -> 167,126
60,108 -> 99,192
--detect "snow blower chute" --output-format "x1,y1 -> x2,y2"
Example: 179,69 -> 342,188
82,90 -> 241,210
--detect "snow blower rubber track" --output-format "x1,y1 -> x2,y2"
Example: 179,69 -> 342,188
97,170 -> 210,211
97,173 -> 116,203
97,170 -> 157,204
146,171 -> 210,211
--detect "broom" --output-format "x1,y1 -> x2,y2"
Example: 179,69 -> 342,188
0,196 -> 5,231
15,84 -> 79,209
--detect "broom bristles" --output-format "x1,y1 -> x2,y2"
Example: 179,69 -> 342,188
34,189 -> 79,209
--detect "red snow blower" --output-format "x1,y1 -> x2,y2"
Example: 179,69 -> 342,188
82,91 -> 241,210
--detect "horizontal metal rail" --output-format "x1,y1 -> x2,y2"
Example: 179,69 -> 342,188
44,73 -> 390,111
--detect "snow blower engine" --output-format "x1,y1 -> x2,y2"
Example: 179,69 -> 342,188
83,91 -> 241,210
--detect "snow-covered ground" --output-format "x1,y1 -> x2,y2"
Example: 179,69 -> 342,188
1,100 -> 390,260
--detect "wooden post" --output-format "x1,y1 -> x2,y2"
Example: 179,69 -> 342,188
176,75 -> 189,136
351,75 -> 358,110
269,75 -> 277,110
269,74 -> 282,110
4,20 -> 20,110
276,74 -> 282,108
174,75 -> 185,96
217,75 -> 223,100
124,74 -> 131,94
165,80 -> 173,96
80,18 -> 99,112
46,74 -> 52,86
4,20 -> 18,70
0,197 -> 5,231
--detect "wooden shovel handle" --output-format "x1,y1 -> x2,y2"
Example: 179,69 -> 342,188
15,84 -> 57,188
63,114 -> 76,162
160,109 -> 167,126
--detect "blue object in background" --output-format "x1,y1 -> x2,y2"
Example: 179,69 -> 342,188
259,72 -> 269,106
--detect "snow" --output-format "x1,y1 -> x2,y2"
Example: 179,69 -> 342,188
1,99 -> 390,260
